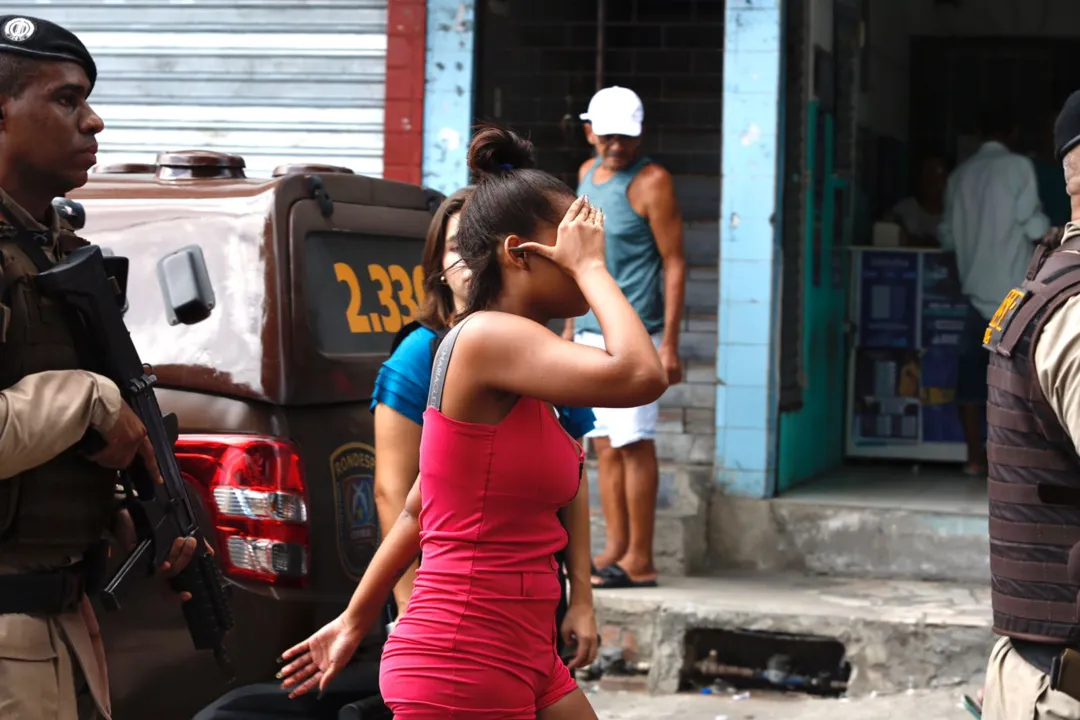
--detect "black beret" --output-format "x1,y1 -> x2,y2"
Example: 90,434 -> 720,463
1055,90 -> 1080,161
0,16 -> 96,92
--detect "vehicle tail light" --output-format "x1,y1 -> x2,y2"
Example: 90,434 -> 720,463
174,434 -> 309,588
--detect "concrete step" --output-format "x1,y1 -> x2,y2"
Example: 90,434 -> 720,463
707,493 -> 990,584
591,573 -> 993,697
585,460 -> 712,577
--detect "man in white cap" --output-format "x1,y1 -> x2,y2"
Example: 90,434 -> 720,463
562,86 -> 686,590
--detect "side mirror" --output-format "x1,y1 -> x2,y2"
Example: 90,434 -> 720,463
157,245 -> 216,326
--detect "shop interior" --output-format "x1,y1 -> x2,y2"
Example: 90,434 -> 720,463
776,0 -> 1080,511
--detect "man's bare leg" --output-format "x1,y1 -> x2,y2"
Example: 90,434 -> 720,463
591,436 -> 628,570
613,439 -> 658,582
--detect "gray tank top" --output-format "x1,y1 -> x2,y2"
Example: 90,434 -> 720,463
574,156 -> 664,335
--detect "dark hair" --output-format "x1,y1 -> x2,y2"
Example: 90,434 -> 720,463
979,103 -> 1018,139
415,186 -> 473,330
0,53 -> 41,98
455,124 -> 575,318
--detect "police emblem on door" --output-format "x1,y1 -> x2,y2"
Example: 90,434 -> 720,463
329,442 -> 379,580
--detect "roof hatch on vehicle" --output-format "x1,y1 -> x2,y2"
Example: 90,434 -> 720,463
272,164 -> 355,177
92,163 -> 158,175
156,150 -> 247,180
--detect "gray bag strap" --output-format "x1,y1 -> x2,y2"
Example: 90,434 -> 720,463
427,316 -> 474,411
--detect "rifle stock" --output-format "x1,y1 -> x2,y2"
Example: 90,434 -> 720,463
35,244 -> 236,679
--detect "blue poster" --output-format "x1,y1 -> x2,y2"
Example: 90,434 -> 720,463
859,251 -> 918,349
921,253 -> 967,348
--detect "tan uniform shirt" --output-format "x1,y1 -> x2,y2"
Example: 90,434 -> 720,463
1034,222 -> 1080,455
0,188 -> 122,720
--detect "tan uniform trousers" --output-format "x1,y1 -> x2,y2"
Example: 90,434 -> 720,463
984,636 -> 1080,720
0,598 -> 111,720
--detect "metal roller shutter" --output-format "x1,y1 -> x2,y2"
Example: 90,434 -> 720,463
5,1 -> 388,178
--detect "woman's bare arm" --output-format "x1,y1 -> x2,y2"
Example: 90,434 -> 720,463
461,197 -> 667,408
372,404 -> 423,612
459,290 -> 667,409
561,441 -> 593,610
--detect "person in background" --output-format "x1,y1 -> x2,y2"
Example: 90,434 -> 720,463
939,103 -> 1050,476
888,150 -> 949,246
369,187 -> 599,670
562,85 -> 686,591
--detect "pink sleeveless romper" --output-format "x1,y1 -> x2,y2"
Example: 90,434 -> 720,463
378,338 -> 584,718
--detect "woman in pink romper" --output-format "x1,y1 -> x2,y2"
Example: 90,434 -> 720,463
278,124 -> 669,719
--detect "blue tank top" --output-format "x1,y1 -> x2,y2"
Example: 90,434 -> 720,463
575,156 -> 664,335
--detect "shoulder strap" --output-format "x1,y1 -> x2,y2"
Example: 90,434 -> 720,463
993,251 -> 1080,356
426,316 -> 475,412
428,325 -> 449,361
0,200 -> 54,273
1025,226 -> 1065,280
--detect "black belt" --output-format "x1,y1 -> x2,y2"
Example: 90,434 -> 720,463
0,562 -> 90,615
1013,638 -> 1065,676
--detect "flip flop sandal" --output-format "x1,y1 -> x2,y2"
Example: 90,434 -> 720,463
591,563 -> 658,589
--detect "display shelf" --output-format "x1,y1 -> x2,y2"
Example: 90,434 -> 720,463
845,246 -> 969,462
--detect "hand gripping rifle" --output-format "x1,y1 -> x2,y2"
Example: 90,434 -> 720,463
35,244 -> 235,679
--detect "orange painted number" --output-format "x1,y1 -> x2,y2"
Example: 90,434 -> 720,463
389,264 -> 420,323
334,262 -> 372,333
368,264 -> 403,333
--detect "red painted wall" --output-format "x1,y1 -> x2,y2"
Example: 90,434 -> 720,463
383,0 -> 427,184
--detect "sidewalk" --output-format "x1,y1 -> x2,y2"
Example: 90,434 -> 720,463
590,686 -> 980,719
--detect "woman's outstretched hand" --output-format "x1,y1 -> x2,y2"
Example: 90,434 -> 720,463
516,195 -> 606,279
277,613 -> 366,699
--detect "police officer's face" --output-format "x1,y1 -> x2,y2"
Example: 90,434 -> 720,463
0,60 -> 104,193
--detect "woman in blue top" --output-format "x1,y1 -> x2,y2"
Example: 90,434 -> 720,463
369,186 -> 599,670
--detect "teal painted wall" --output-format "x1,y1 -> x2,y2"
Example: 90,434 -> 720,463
777,101 -> 849,492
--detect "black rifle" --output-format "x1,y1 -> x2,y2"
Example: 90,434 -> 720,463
35,244 -> 236,679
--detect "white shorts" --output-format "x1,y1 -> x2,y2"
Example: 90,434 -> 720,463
574,330 -> 663,449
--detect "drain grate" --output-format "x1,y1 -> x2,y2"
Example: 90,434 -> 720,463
682,628 -> 852,697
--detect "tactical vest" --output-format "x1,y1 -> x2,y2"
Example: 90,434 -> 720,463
0,222 -> 117,562
984,228 -> 1080,644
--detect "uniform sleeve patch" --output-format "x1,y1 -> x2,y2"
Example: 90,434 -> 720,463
983,287 -> 1030,352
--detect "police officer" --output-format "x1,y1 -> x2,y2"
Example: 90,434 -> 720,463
0,16 -> 197,720
980,89 -> 1080,719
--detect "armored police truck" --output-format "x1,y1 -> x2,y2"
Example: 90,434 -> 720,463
68,150 -> 442,720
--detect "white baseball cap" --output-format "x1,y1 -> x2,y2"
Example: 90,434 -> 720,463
580,86 -> 644,138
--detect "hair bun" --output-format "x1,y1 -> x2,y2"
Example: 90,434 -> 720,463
467,124 -> 537,179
